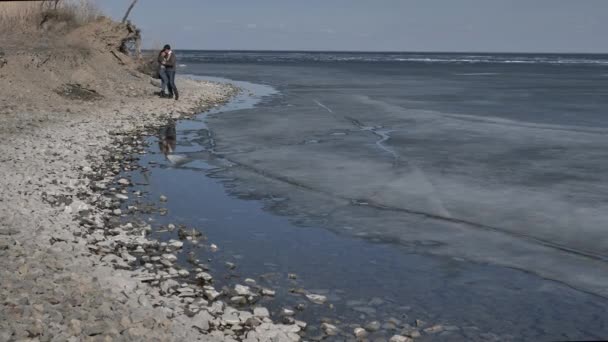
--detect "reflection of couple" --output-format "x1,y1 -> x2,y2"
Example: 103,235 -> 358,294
158,44 -> 179,100
158,121 -> 176,157
158,122 -> 191,166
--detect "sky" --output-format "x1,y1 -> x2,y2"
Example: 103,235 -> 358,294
95,0 -> 608,53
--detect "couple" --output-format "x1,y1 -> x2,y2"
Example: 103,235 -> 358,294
158,44 -> 179,100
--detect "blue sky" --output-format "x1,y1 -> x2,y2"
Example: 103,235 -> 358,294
95,0 -> 608,52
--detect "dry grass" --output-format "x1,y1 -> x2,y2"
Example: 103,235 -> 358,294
0,0 -> 100,31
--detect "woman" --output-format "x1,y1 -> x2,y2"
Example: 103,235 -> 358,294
157,47 -> 170,97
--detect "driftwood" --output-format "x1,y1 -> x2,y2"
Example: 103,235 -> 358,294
122,0 -> 138,24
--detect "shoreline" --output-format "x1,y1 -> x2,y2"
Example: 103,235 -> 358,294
0,75 -> 298,341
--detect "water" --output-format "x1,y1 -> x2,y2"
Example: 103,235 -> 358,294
126,51 -> 608,340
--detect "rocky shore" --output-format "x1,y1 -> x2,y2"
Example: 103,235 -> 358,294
0,15 -> 318,340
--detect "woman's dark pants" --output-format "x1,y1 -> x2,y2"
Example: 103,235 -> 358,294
166,69 -> 178,99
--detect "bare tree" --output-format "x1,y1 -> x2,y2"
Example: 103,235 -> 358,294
122,0 -> 138,24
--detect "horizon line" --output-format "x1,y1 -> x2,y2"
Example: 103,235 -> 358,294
142,48 -> 608,55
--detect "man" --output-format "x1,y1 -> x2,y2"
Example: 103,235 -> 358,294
157,47 -> 169,97
162,44 -> 179,100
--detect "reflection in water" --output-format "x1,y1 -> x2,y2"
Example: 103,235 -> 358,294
158,121 -> 177,157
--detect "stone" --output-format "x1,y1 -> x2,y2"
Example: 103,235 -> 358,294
178,269 -> 190,277
222,311 -> 241,326
321,323 -> 339,336
118,178 -> 130,185
288,273 -> 297,279
168,240 -> 183,249
230,296 -> 247,305
225,261 -> 236,269
203,286 -> 221,301
282,308 -> 295,316
253,307 -> 270,318
121,252 -> 137,265
244,317 -> 262,328
364,321 -> 381,332
424,324 -> 444,334
235,284 -> 252,296
192,310 -> 213,332
195,272 -> 213,283
306,294 -> 327,304
407,330 -> 421,338
262,288 -> 276,296
160,279 -> 179,294
354,327 -> 367,338
208,300 -> 225,314
389,335 -> 412,342
162,253 -> 177,262
160,195 -> 168,202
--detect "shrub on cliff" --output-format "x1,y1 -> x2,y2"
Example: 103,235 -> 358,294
0,0 -> 100,32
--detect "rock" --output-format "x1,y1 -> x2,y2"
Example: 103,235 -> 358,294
208,300 -> 225,314
68,319 -> 82,336
244,317 -> 262,328
115,194 -> 129,200
168,240 -> 183,249
281,308 -> 295,316
354,327 -> 367,338
235,284 -> 252,296
321,323 -> 339,336
133,246 -> 145,254
210,243 -> 218,251
112,209 -> 122,216
389,335 -> 413,342
364,321 -> 381,332
178,269 -> 190,277
222,311 -> 241,326
160,279 -> 179,294
230,296 -> 247,305
306,294 -> 327,304
195,272 -> 213,283
288,273 -> 297,279
424,324 -> 444,334
160,195 -> 168,202
261,288 -> 276,296
225,261 -> 236,269
244,278 -> 257,285
162,253 -> 177,262
253,307 -> 270,318
118,178 -> 130,185
295,320 -> 307,329
121,252 -> 137,265
192,310 -> 213,332
407,330 -> 421,338
203,286 -> 221,301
